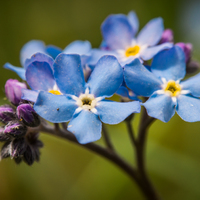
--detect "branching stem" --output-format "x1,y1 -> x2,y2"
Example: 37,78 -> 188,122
37,111 -> 160,200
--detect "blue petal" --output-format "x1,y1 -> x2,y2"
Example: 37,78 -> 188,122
124,59 -> 162,97
53,54 -> 85,96
20,40 -> 46,67
136,18 -> 164,46
96,100 -> 141,124
87,56 -> 123,98
127,11 -> 139,36
24,52 -> 54,70
25,54 -> 55,91
99,40 -> 110,50
46,45 -> 62,59
63,40 -> 91,55
141,43 -> 173,60
151,46 -> 186,81
143,93 -> 176,122
176,95 -> 200,122
87,49 -> 117,67
34,91 -> 77,123
21,89 -> 39,103
4,63 -> 25,80
101,14 -> 134,50
68,110 -> 102,144
180,73 -> 200,97
116,86 -> 139,101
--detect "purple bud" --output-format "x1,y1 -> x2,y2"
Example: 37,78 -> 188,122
16,104 -> 40,127
0,105 -> 15,123
176,43 -> 193,63
159,29 -> 174,44
5,79 -> 27,106
4,121 -> 27,138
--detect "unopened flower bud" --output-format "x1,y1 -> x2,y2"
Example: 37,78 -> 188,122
11,138 -> 27,158
23,145 -> 35,165
186,60 -> 200,74
0,105 -> 15,123
176,43 -> 192,63
0,127 -> 10,141
23,132 -> 43,165
4,121 -> 27,138
159,29 -> 174,44
16,104 -> 40,127
1,141 -> 12,159
5,79 -> 27,106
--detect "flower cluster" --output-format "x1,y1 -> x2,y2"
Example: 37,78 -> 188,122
0,79 -> 42,165
1,11 -> 200,164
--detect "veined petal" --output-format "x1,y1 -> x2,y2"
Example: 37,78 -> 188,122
180,73 -> 200,97
63,40 -> 91,55
136,18 -> 164,46
34,91 -> 77,123
21,89 -> 39,103
54,54 -> 85,96
141,43 -> 173,60
24,52 -> 54,70
96,100 -> 141,124
25,54 -> 55,91
4,63 -> 25,80
127,11 -> 139,36
151,46 -> 186,81
143,93 -> 176,122
101,14 -> 134,50
20,40 -> 46,67
68,110 -> 102,144
124,59 -> 162,97
87,56 -> 123,98
176,95 -> 200,122
46,45 -> 62,59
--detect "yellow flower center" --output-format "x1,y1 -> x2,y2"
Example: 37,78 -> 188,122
164,80 -> 181,97
49,90 -> 61,95
125,45 -> 140,57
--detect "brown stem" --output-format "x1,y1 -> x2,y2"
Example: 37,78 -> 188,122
37,121 -> 157,199
125,120 -> 137,147
136,108 -> 160,200
102,124 -> 115,151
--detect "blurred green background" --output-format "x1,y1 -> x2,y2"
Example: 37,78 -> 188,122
1,0 -> 200,199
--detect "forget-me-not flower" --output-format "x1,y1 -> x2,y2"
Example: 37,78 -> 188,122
4,40 -> 50,80
4,40 -> 92,80
21,52 -> 60,103
124,46 -> 200,122
24,54 -> 141,144
88,11 -> 172,67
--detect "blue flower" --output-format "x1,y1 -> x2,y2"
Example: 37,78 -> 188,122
21,52 -> 59,103
88,11 -> 172,67
4,40 -> 52,80
24,54 -> 141,144
4,40 -> 91,80
124,46 -> 200,122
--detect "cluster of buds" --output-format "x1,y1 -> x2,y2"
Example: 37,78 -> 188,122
159,29 -> 200,74
0,79 -> 43,165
